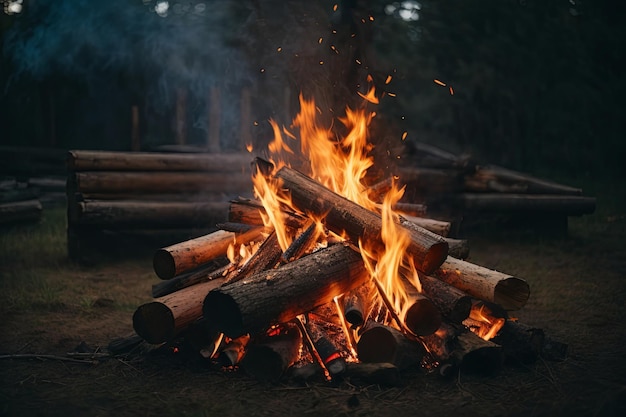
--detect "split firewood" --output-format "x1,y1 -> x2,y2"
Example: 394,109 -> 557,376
227,230 -> 283,283
356,322 -> 427,370
153,226 -> 265,280
269,163 -> 449,274
202,243 -> 370,338
133,277 -> 226,344
239,322 -> 302,383
434,256 -> 530,311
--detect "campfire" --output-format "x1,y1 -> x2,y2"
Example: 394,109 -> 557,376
129,89 -> 565,384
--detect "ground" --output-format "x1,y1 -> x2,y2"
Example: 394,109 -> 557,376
1,178 -> 625,417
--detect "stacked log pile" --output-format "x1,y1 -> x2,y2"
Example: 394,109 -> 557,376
128,163 -> 565,385
0,178 -> 43,226
66,150 -> 254,261
397,142 -> 596,233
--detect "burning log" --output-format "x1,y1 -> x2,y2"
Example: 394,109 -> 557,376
239,323 -> 302,383
228,230 -> 283,283
356,322 -> 427,370
228,196 -> 308,230
202,243 -> 369,338
271,164 -> 449,275
133,277 -> 226,344
302,318 -> 347,377
153,226 -> 264,280
421,322 -> 504,376
343,284 -> 375,327
434,257 -> 530,311
66,150 -> 252,172
394,277 -> 442,336
217,335 -> 250,367
418,274 -> 472,324
280,221 -> 320,264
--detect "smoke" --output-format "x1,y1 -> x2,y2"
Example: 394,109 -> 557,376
3,0 -> 254,147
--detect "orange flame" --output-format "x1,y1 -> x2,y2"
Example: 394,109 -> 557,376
254,85 -> 420,329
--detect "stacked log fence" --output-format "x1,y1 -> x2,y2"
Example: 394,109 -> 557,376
66,150 -> 254,262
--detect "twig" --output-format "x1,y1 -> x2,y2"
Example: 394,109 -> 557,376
0,354 -> 97,364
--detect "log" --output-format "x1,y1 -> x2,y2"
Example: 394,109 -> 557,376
491,320 -> 545,365
464,165 -> 583,195
434,256 -> 530,311
395,277 -> 442,336
203,243 -> 370,338
406,141 -> 475,171
68,171 -> 252,194
272,165 -> 449,275
228,230 -> 283,283
445,238 -> 470,260
133,277 -> 226,344
153,227 -> 264,280
304,319 -> 346,377
400,214 -> 450,237
421,322 -> 504,376
280,222 -> 320,264
69,200 -> 229,228
228,197 -> 307,230
356,322 -> 426,370
343,284 -> 375,327
151,258 -> 231,298
67,150 -> 253,172
393,202 -> 428,217
0,199 -> 42,224
239,322 -> 302,382
446,193 -> 596,215
419,274 -> 472,323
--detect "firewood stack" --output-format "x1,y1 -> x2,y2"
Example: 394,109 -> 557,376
65,150 -> 254,261
399,142 -> 596,233
0,177 -> 43,226
129,161 -> 566,385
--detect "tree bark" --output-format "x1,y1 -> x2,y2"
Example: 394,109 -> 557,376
203,243 -> 370,338
272,165 -> 449,275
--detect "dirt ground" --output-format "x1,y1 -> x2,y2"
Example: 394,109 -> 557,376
1,183 -> 625,417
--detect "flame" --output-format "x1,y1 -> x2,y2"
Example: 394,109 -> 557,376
464,302 -> 506,340
254,84 -> 420,330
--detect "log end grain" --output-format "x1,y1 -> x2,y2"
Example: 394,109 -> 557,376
356,326 -> 399,365
420,240 -> 449,275
403,297 -> 442,336
203,290 -> 245,338
133,302 -> 175,344
153,249 -> 176,280
494,277 -> 530,310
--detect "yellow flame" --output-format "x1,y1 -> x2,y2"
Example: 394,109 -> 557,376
255,86 -> 420,328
